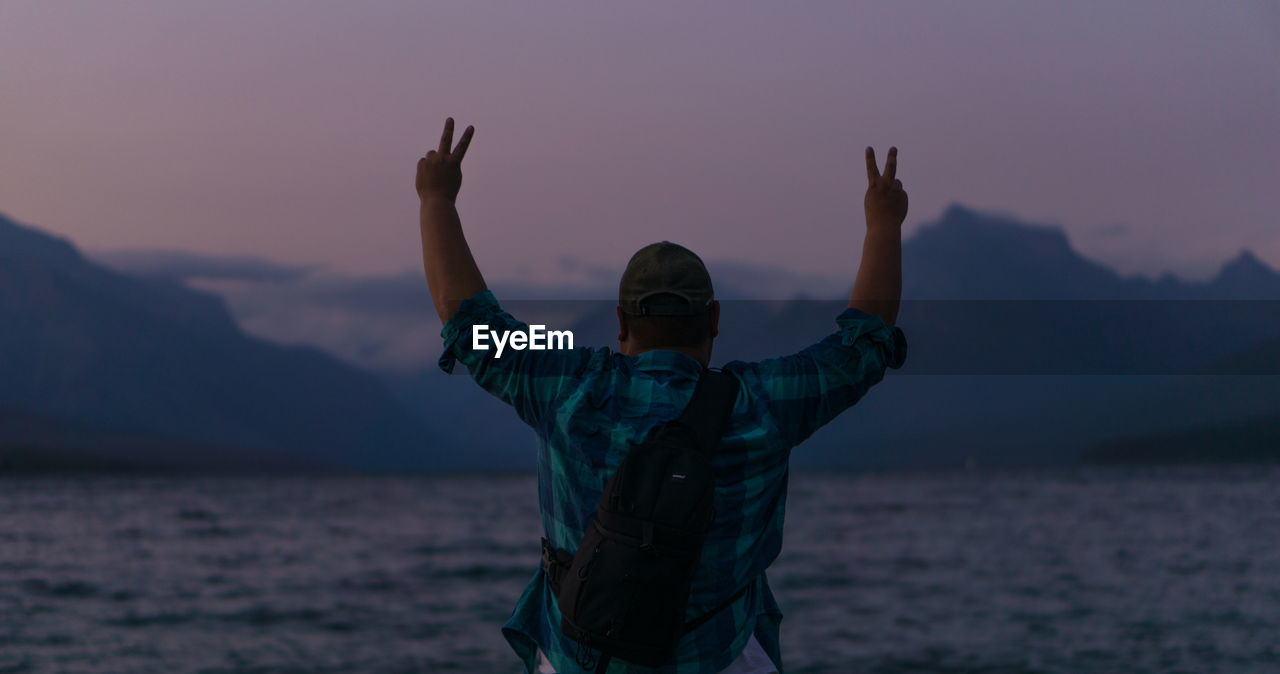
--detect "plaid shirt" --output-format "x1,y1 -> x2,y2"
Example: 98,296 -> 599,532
439,290 -> 907,673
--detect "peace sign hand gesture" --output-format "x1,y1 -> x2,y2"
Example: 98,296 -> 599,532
864,146 -> 908,230
417,117 -> 475,204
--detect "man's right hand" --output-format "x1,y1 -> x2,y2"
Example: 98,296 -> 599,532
417,117 -> 475,204
864,147 -> 908,230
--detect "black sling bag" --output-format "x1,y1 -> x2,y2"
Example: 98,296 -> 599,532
540,368 -> 746,671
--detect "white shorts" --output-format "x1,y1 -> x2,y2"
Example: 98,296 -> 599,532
536,633 -> 778,673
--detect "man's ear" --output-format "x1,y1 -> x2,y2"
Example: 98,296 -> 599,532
616,306 -> 630,343
709,300 -> 721,339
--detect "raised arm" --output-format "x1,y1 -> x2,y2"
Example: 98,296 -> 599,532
849,146 -> 908,326
416,117 -> 486,323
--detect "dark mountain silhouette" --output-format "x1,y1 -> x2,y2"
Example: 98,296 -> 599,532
0,212 -> 437,471
1205,250 -> 1280,299
903,204 -> 1280,300
903,205 -> 1143,299
12,205 -> 1280,470
884,206 -> 1280,467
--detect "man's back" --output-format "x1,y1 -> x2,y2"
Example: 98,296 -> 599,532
439,290 -> 907,672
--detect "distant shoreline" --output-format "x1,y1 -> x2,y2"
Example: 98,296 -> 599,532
1080,413 -> 1280,466
5,453 -> 1280,477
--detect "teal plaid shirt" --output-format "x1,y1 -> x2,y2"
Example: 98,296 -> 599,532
438,290 -> 907,673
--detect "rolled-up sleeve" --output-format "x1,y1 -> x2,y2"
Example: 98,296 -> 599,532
728,307 -> 907,449
438,290 -> 597,428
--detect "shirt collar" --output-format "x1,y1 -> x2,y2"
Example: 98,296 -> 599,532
630,349 -> 706,376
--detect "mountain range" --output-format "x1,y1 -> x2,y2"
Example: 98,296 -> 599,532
904,205 -> 1280,300
0,212 -> 438,471
5,205 -> 1280,471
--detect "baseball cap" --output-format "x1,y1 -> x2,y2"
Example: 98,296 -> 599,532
618,241 -> 715,316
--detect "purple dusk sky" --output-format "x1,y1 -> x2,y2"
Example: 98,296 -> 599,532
2,1 -> 1277,284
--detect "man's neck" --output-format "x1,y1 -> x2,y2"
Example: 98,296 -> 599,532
629,345 -> 710,368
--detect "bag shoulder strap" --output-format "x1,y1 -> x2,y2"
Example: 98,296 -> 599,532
674,368 -> 740,453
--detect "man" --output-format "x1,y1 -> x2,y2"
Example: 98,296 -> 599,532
417,117 -> 908,673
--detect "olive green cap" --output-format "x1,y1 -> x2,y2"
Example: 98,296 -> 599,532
618,241 -> 715,316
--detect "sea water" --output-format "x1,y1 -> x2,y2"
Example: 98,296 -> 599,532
2,467 -> 1278,673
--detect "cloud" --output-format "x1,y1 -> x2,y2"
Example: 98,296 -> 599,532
181,271 -> 442,373
90,248 -> 321,282
184,271 -> 620,372
528,255 -> 850,301
88,248 -> 852,374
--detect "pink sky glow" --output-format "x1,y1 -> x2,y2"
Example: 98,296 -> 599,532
2,1 -> 1277,283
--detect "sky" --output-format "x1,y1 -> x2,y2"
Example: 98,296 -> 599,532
2,1 -> 1277,284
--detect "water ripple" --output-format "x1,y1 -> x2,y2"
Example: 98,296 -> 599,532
0,468 -> 1277,672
